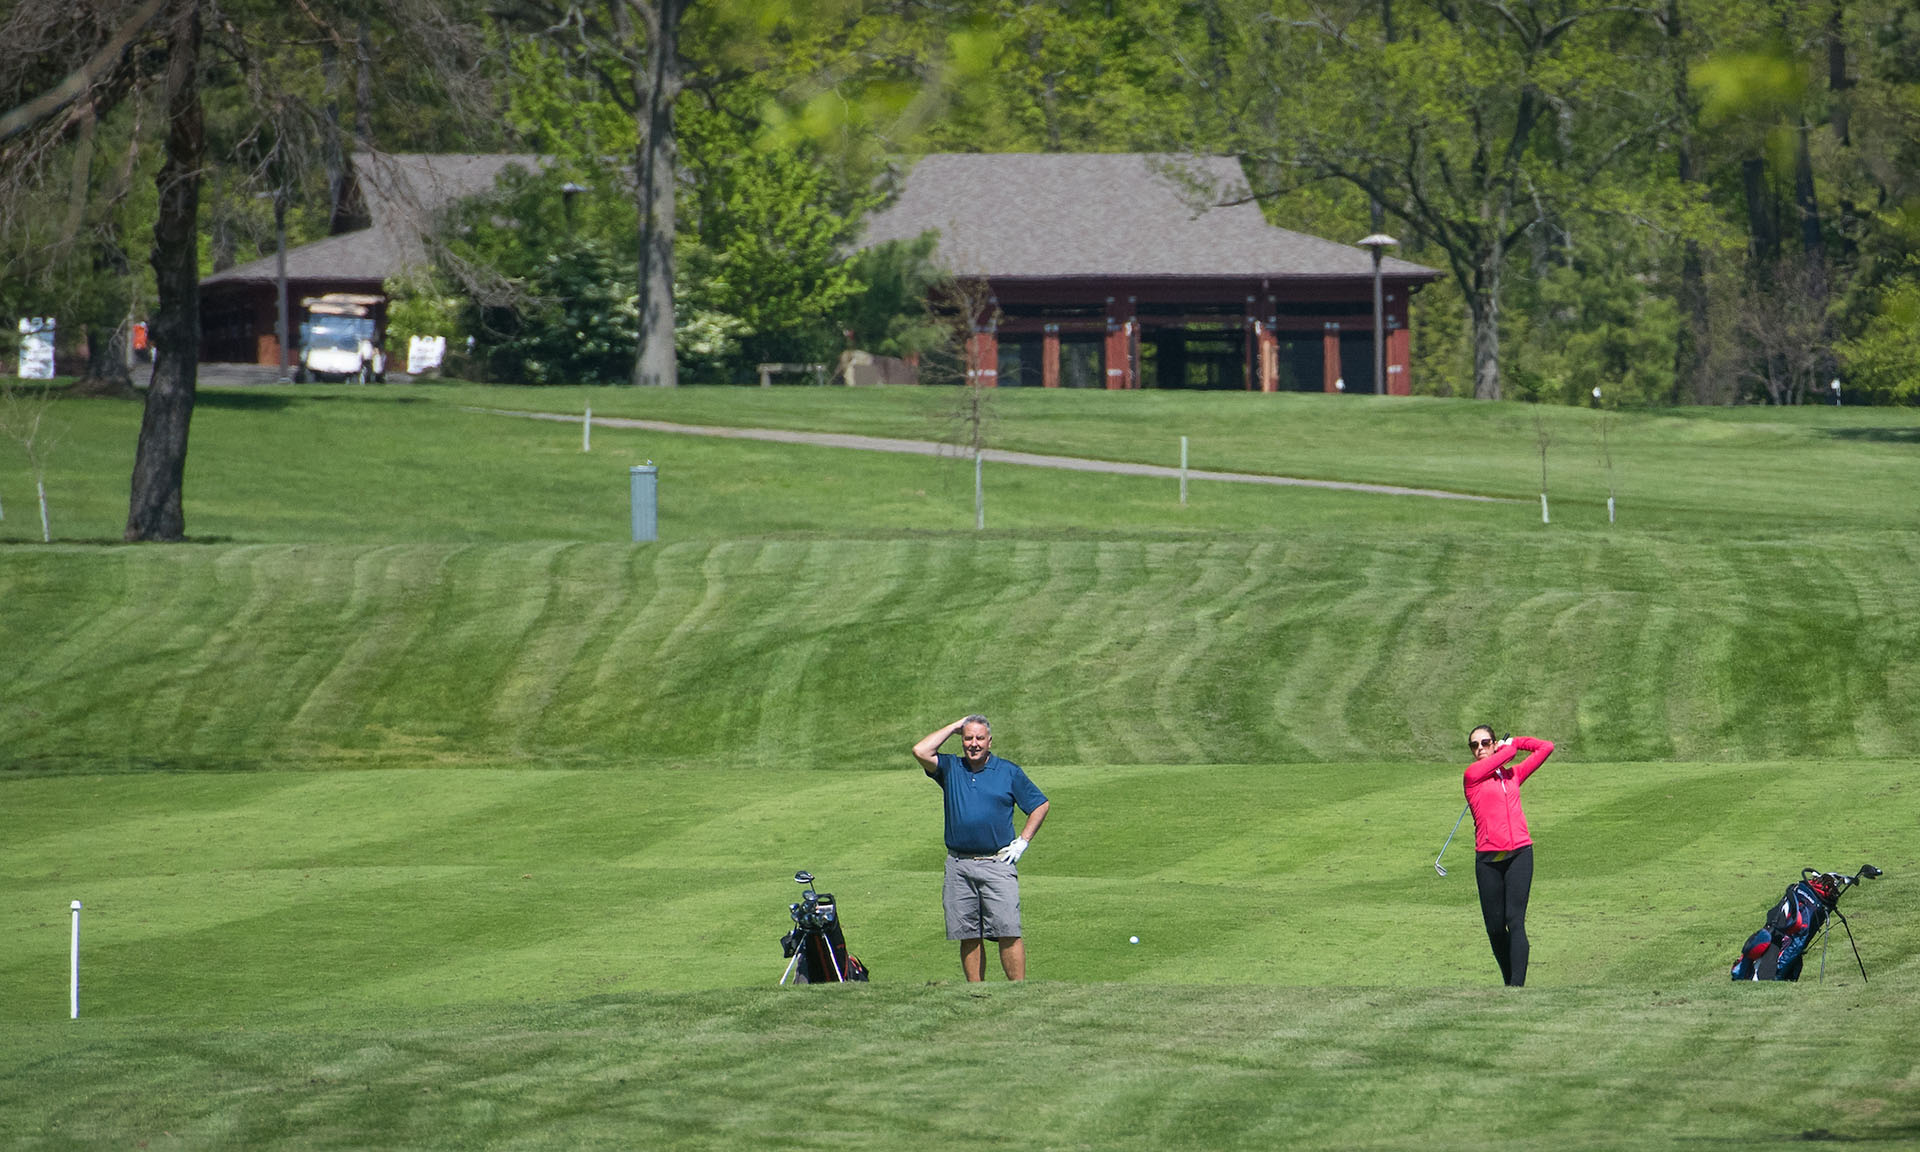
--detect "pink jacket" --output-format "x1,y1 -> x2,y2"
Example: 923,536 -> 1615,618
1463,737 -> 1554,853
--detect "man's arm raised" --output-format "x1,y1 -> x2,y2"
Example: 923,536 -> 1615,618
913,718 -> 969,775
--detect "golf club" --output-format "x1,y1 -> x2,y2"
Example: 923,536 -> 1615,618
1823,864 -> 1881,982
1434,802 -> 1469,876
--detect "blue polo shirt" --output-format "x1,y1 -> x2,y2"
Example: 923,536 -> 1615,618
931,753 -> 1047,856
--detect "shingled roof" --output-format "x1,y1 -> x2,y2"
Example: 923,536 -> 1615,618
859,153 -> 1436,281
201,153 -> 541,286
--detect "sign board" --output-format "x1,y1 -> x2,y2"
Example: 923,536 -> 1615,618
406,334 -> 446,375
17,317 -> 54,379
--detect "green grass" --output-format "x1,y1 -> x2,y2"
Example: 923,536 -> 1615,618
3,759 -> 1917,1147
4,382 -> 1918,542
448,382 -> 1920,532
5,382 -> 1920,1148
4,533 -> 1919,770
9,985 -> 1920,1149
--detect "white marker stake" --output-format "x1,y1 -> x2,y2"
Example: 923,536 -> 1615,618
1608,496 -> 1615,524
70,900 -> 81,1019
583,404 -> 592,452
1540,493 -> 1550,524
1179,436 -> 1188,506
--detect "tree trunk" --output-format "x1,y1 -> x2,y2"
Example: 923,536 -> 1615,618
323,38 -> 347,232
1666,0 -> 1712,404
355,16 -> 374,145
1741,155 -> 1779,269
126,0 -> 202,542
1827,0 -> 1851,145
73,322 -> 135,397
1793,120 -> 1825,269
629,0 -> 683,388
1469,246 -> 1502,400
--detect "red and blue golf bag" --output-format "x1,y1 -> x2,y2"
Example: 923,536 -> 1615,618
779,872 -> 869,985
1731,874 -> 1837,981
1730,866 -> 1880,982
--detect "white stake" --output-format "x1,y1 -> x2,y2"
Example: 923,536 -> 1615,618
37,480 -> 50,542
1540,493 -> 1550,524
1179,436 -> 1188,506
70,900 -> 81,1019
583,404 -> 592,453
974,451 -> 984,530
1607,496 -> 1615,524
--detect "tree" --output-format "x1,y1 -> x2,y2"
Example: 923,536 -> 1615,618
494,0 -> 688,386
5,0 -> 498,538
676,86 -> 874,379
123,0 -> 204,541
1198,0 -> 1675,399
441,163 -> 641,385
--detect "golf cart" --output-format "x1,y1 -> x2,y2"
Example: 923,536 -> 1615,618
298,293 -> 386,383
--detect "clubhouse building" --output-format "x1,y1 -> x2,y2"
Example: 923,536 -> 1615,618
859,153 -> 1441,392
198,154 -> 535,366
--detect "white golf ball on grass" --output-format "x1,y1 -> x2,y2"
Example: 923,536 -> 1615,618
1129,936 -> 1139,944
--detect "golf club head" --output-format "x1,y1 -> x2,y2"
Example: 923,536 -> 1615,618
1860,864 -> 1883,880
1433,861 -> 1447,877
793,870 -> 814,885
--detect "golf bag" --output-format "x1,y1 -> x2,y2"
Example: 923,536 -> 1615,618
1730,865 -> 1881,982
780,871 -> 868,985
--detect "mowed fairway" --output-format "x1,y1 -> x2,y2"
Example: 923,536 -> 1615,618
3,383 -> 1920,1149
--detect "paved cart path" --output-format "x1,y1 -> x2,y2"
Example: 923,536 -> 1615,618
472,407 -> 1515,503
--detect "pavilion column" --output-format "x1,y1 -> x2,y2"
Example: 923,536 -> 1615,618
966,323 -> 999,387
1042,323 -> 1060,388
1322,321 -> 1343,392
1254,306 -> 1279,393
1243,297 -> 1257,391
1126,299 -> 1140,389
1104,297 -> 1136,389
1387,321 -> 1412,396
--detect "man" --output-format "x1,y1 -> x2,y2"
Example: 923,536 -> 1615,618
912,714 -> 1050,981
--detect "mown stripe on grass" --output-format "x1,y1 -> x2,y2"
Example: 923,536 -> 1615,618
4,536 -> 1920,770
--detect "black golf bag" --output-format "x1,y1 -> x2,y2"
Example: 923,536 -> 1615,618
1730,865 -> 1881,982
780,871 -> 868,985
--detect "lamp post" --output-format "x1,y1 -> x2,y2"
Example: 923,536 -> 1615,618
1357,233 -> 1399,395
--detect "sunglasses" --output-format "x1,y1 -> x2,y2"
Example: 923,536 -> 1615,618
1469,737 -> 1496,750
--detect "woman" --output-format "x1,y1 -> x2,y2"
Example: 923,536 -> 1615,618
1463,724 -> 1555,986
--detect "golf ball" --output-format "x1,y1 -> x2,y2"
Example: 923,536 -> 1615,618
1129,936 -> 1139,944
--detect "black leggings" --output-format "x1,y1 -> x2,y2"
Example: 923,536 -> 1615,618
1474,846 -> 1534,987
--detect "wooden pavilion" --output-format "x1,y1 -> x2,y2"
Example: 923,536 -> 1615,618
198,154 -> 538,366
858,154 -> 1441,393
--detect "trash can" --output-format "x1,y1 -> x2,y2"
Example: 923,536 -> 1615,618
630,463 -> 657,542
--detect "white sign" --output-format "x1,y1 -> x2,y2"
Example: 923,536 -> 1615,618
406,334 -> 446,375
17,317 -> 54,379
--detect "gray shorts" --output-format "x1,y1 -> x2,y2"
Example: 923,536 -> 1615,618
943,854 -> 1022,940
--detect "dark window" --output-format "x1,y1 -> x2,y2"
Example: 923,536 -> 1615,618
1339,332 -> 1378,394
1061,337 -> 1103,388
1146,328 -> 1244,390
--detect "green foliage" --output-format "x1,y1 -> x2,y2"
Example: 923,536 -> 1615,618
675,91 -> 877,381
471,238 -> 639,387
1509,232 -> 1685,407
440,165 -> 640,385
1692,48 -> 1809,129
1838,275 -> 1920,402
839,235 -> 949,360
0,87 -> 158,354
382,272 -> 466,367
1409,276 -> 1471,398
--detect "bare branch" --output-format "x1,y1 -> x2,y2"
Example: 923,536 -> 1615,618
0,0 -> 165,142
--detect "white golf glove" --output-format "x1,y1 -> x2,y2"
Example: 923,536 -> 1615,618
995,837 -> 1029,865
